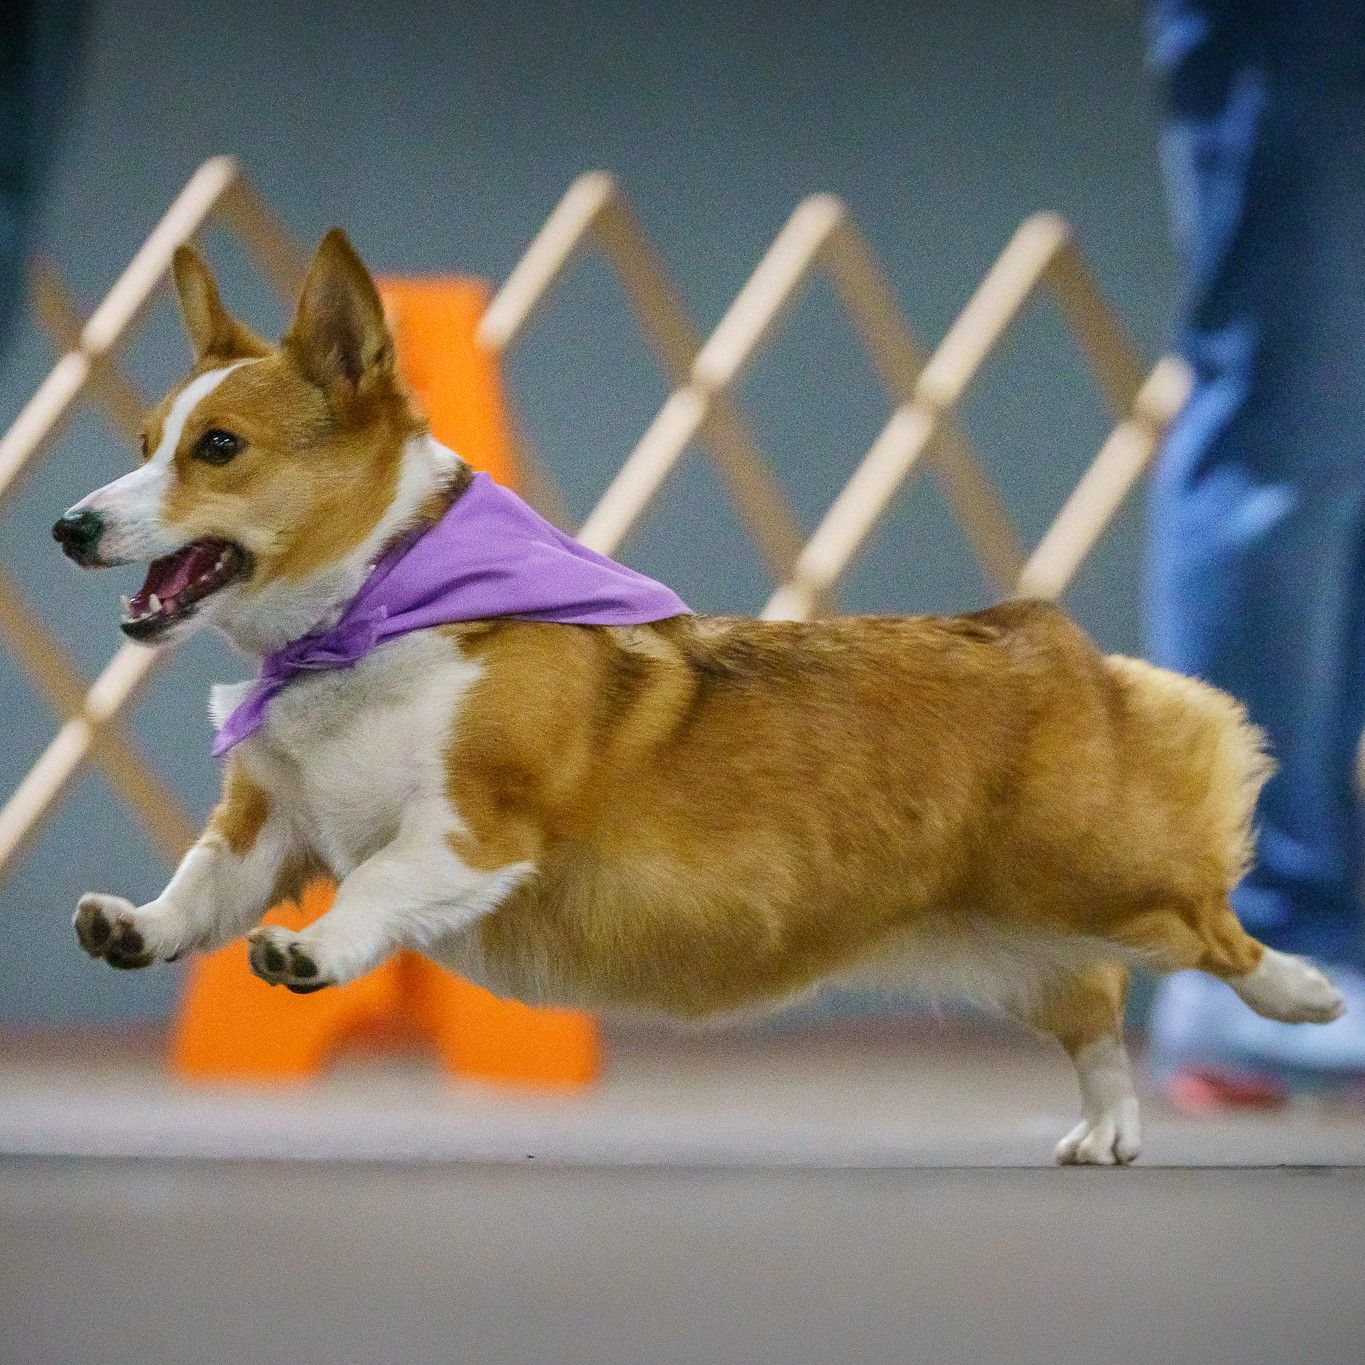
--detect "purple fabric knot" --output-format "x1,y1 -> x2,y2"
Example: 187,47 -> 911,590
212,473 -> 689,756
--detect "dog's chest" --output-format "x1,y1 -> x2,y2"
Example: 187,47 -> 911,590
212,632 -> 481,874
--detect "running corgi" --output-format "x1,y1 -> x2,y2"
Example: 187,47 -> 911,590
54,229 -> 1344,1164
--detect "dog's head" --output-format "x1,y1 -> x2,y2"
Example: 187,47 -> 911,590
54,230 -> 426,649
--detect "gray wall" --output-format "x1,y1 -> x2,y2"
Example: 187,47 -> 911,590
0,0 -> 1175,1023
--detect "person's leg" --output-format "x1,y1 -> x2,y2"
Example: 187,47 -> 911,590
1150,472 -> 1365,962
1145,0 -> 1365,1095
1147,0 -> 1365,965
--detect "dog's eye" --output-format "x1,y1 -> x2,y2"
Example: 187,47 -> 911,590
193,428 -> 244,466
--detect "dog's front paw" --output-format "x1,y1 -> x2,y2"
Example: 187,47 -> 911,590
247,927 -> 334,994
75,894 -> 157,970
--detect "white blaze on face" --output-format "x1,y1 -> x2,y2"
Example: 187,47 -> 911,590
70,359 -> 255,563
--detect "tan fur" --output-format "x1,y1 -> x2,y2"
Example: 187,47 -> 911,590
1021,962 -> 1130,1058
437,603 -> 1275,1017
70,228 -> 1323,1165
207,760 -> 271,855
1104,654 -> 1273,890
161,360 -> 412,585
152,240 -> 426,596
207,758 -> 329,909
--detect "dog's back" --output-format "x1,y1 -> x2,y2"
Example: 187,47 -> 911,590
447,600 -> 1270,1018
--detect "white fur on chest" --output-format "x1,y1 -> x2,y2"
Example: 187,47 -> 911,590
211,631 -> 482,875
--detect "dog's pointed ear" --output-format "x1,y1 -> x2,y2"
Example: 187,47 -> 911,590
283,228 -> 394,396
171,244 -> 271,363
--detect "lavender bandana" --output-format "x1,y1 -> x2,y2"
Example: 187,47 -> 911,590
213,472 -> 690,755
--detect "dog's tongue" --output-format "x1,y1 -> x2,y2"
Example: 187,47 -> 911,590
133,542 -> 218,608
147,544 -> 213,598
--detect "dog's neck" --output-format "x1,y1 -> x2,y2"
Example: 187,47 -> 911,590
216,433 -> 469,658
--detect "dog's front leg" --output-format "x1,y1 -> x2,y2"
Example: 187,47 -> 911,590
245,820 -> 533,993
74,759 -> 298,970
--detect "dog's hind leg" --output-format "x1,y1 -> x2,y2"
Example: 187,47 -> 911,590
1227,947 -> 1346,1023
1015,961 -> 1142,1166
1111,899 -> 1344,1024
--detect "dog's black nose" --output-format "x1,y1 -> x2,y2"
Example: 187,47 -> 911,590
52,508 -> 104,565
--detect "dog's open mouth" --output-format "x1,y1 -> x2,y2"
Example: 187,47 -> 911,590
120,539 -> 251,641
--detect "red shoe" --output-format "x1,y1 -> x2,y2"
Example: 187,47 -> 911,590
1164,1066 -> 1289,1114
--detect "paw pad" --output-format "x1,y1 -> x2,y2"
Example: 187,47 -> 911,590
247,930 -> 333,993
75,897 -> 154,971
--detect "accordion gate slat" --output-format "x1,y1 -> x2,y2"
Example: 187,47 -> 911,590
0,159 -> 1191,899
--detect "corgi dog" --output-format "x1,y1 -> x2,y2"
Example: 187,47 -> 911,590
54,229 -> 1344,1165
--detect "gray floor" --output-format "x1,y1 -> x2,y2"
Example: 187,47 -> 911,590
2,1024 -> 1364,1363
3,1160 -> 1363,1365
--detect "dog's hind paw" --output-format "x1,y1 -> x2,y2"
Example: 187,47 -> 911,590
1231,948 -> 1345,1024
1055,1100 -> 1143,1167
75,894 -> 156,970
246,927 -> 334,994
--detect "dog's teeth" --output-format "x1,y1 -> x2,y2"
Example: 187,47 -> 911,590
148,593 -> 162,613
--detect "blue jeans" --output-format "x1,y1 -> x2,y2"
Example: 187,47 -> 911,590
1147,2 -> 1365,962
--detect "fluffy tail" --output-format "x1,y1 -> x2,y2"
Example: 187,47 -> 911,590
1104,655 -> 1274,890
